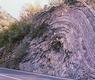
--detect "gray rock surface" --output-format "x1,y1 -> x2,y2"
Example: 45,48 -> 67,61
4,4 -> 95,80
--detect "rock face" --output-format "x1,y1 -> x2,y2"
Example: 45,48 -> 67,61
4,4 -> 95,80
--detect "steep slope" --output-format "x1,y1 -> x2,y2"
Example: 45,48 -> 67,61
1,3 -> 95,80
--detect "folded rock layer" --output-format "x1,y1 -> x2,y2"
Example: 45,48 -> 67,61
3,4 -> 95,80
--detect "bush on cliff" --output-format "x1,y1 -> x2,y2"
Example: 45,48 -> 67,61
0,22 -> 31,48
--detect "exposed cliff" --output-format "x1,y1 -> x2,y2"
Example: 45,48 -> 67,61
0,2 -> 95,80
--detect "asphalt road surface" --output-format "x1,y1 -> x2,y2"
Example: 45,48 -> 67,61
0,68 -> 72,80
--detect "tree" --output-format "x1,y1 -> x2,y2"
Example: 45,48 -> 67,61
20,4 -> 42,22
64,0 -> 77,5
49,0 -> 64,6
49,0 -> 79,5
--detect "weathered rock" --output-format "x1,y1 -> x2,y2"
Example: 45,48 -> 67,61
4,4 -> 95,80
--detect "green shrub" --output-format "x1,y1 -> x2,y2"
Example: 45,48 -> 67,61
64,0 -> 77,5
9,42 -> 30,69
49,0 -> 64,6
0,22 -> 31,48
0,32 -> 4,47
32,23 -> 49,39
15,42 -> 29,61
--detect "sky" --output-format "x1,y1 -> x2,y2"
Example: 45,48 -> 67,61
0,0 -> 49,19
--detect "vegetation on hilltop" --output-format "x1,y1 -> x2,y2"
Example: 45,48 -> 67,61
0,4 -> 43,67
0,4 -> 42,48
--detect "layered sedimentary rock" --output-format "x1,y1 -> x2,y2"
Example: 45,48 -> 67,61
4,4 -> 95,80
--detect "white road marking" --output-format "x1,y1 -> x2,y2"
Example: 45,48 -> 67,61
0,74 -> 22,80
0,68 -> 74,80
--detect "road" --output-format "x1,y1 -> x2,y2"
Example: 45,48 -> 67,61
0,68 -> 72,80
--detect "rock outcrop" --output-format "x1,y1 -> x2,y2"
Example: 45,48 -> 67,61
1,3 -> 95,80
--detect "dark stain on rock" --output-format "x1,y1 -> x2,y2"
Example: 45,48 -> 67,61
51,40 -> 63,52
